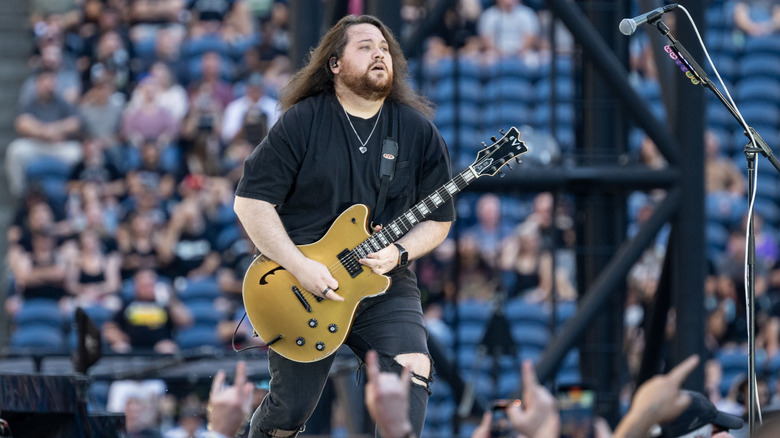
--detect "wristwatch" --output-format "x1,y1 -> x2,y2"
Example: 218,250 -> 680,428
394,243 -> 409,268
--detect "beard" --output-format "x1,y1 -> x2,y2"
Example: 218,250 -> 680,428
339,63 -> 393,101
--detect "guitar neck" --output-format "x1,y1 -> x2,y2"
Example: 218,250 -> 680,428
352,167 -> 477,259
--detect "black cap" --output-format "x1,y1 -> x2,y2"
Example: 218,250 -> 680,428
661,390 -> 743,437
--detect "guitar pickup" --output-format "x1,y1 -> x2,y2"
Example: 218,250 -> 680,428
338,249 -> 363,278
292,286 -> 312,312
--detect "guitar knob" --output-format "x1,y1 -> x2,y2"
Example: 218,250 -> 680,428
308,319 -> 318,328
316,342 -> 325,351
328,324 -> 338,333
296,337 -> 306,346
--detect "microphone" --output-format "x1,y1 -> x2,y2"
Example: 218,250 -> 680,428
619,3 -> 678,36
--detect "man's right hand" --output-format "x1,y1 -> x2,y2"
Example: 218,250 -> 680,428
293,258 -> 343,301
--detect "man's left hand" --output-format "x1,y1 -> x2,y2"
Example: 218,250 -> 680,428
359,244 -> 399,275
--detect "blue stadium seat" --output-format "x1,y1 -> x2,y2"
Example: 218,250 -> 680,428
179,277 -> 220,302
25,155 -> 72,181
482,101 -> 531,128
743,34 -> 780,57
706,221 -> 730,258
14,299 -> 65,329
449,299 -> 494,324
736,77 -> 780,105
535,76 -> 575,102
533,102 -> 575,129
456,322 -> 487,346
753,198 -> 780,227
505,299 -> 549,330
80,304 -> 116,328
552,300 -> 577,328
484,77 -> 536,105
485,57 -> 539,82
423,58 -> 457,83
182,34 -> 230,59
175,324 -> 222,350
715,348 -> 751,397
186,300 -> 224,326
216,225 -> 242,252
427,77 -> 484,106
738,54 -> 780,81
511,324 -> 550,358
10,324 -> 65,350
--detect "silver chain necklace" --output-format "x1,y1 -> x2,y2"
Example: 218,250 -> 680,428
343,104 -> 383,154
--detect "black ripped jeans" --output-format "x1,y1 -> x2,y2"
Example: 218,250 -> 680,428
248,270 -> 432,438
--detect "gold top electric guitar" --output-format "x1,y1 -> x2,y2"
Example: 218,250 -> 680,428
242,127 -> 529,362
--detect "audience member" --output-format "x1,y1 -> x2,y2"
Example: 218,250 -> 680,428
613,355 -> 700,438
156,195 -> 221,282
734,0 -> 780,37
186,51 -> 233,107
150,61 -> 189,122
201,360 -> 254,438
462,193 -> 513,270
6,68 -> 83,197
471,360 -> 560,438
220,72 -> 279,145
128,0 -> 185,44
256,0 -> 290,62
364,350 -> 415,438
477,0 -> 540,58
78,70 -> 127,146
67,137 -> 126,199
87,30 -> 132,94
187,0 -> 255,42
103,268 -> 192,353
117,212 -> 164,281
179,91 -> 224,176
499,220 -> 554,302
19,43 -> 82,106
456,234 -> 498,301
107,379 -> 167,438
121,75 -> 180,148
704,130 -> 744,199
64,229 -> 122,312
5,230 -> 72,317
136,25 -> 187,78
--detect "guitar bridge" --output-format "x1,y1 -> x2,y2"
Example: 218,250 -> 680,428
338,249 -> 363,278
291,286 -> 312,312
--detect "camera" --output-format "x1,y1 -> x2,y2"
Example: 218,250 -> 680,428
557,385 -> 595,438
490,399 -> 521,438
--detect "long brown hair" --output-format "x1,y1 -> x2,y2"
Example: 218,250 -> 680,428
278,15 -> 433,119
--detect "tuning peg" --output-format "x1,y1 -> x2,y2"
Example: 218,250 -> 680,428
499,129 -> 506,135
515,158 -> 523,164
505,163 -> 513,170
491,136 -> 498,142
481,142 -> 487,148
498,171 -> 505,178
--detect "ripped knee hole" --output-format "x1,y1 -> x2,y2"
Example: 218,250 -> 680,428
394,353 -> 431,387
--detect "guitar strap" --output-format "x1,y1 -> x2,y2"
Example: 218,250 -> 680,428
372,101 -> 399,226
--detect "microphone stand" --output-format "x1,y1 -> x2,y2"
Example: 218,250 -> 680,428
648,18 -> 780,437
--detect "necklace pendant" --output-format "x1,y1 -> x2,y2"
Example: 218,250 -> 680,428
359,146 -> 368,154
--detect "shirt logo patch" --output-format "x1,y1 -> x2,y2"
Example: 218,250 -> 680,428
383,153 -> 395,160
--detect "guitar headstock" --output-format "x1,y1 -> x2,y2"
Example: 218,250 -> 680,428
470,127 -> 529,177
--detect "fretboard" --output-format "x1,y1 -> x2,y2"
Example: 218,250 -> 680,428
351,167 -> 477,259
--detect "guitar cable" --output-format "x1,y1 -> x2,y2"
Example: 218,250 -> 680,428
231,312 -> 278,353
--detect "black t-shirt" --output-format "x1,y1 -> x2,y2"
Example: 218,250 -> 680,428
115,300 -> 174,350
235,92 -> 456,245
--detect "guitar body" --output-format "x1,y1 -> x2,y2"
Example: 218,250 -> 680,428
242,204 -> 390,363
